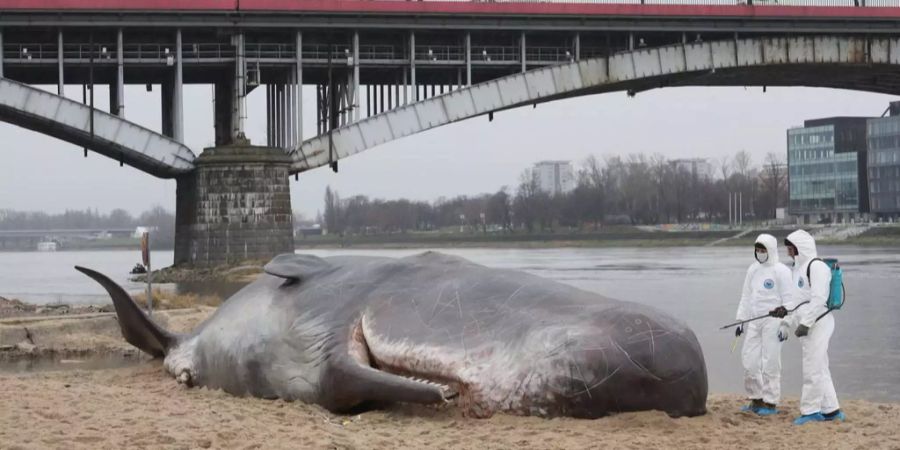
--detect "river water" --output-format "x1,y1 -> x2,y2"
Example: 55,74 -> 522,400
1,246 -> 898,403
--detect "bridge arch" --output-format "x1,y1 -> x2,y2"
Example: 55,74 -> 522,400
0,78 -> 195,178
291,35 -> 900,173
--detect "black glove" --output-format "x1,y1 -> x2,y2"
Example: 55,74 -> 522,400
769,306 -> 788,318
795,324 -> 810,337
735,325 -> 743,337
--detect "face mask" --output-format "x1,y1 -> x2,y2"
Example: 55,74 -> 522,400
755,251 -> 768,263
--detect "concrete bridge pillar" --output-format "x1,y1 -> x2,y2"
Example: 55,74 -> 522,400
174,143 -> 294,267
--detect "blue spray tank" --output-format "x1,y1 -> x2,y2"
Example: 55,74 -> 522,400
807,257 -> 845,321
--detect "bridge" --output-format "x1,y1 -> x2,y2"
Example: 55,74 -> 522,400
0,228 -> 134,250
2,0 -> 899,265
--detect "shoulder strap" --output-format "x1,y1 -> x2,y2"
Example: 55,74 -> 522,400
806,257 -> 824,287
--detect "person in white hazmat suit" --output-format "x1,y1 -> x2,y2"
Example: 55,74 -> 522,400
770,229 -> 846,425
734,234 -> 794,415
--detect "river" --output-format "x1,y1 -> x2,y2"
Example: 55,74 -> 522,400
1,246 -> 898,403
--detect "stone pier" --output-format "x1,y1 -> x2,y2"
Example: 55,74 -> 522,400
174,144 -> 294,266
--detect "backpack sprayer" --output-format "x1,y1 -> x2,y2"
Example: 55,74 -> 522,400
720,258 -> 846,331
721,301 -> 810,354
719,301 -> 810,331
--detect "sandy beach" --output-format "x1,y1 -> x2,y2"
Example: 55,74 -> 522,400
2,366 -> 898,450
1,306 -> 899,449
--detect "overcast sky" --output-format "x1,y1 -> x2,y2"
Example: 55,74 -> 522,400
0,84 -> 895,220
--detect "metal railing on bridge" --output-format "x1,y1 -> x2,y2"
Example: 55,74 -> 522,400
2,42 -> 237,63
3,42 -> 582,65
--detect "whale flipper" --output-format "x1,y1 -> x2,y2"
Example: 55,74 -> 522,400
75,266 -> 178,357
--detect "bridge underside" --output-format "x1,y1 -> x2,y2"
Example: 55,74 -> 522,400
0,78 -> 195,178
291,36 -> 900,173
533,64 -> 900,110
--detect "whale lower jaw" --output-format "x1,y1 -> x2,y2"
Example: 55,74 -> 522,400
348,316 -> 467,407
349,315 -> 543,418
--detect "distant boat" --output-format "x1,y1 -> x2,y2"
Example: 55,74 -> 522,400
36,241 -> 58,252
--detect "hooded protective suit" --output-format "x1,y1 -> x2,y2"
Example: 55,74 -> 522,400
783,229 -> 840,416
735,234 -> 794,406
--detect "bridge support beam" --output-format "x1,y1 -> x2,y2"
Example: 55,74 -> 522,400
295,31 -> 303,142
213,76 -> 233,146
116,29 -> 124,117
161,81 -> 174,138
174,144 -> 294,267
352,31 -> 360,123
410,31 -> 417,102
521,32 -> 526,73
57,30 -> 64,95
109,84 -> 119,116
173,29 -> 184,143
465,32 -> 471,86
574,32 -> 580,61
232,32 -> 247,140
0,29 -> 4,77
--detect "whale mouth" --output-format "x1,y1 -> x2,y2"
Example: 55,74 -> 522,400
348,317 -> 461,403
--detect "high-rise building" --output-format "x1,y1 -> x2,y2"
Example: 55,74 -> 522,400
786,117 -> 869,224
533,161 -> 575,196
671,158 -> 714,180
867,102 -> 900,220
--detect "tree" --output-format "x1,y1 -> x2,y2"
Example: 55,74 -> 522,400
619,154 -> 655,224
323,186 -> 342,235
579,155 -> 607,228
487,188 -> 513,233
733,150 -> 753,180
760,152 -> 788,220
513,169 -> 539,232
138,205 -> 176,248
107,208 -> 134,228
718,155 -> 731,182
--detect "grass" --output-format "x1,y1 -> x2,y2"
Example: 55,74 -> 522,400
131,264 -> 264,284
131,288 -> 222,310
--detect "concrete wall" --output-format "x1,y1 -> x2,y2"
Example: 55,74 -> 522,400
174,144 -> 294,266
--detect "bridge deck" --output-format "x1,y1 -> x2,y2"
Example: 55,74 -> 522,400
1,0 -> 900,18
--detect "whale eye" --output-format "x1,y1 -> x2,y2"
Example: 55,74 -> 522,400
634,319 -> 642,325
625,327 -> 632,333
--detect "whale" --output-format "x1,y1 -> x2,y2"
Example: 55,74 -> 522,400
76,251 -> 707,418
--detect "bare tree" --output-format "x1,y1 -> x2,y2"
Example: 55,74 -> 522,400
323,186 -> 342,235
487,187 -> 513,233
733,150 -> 753,180
579,155 -> 607,228
760,152 -> 788,220
513,169 -> 539,232
718,155 -> 731,182
619,154 -> 655,224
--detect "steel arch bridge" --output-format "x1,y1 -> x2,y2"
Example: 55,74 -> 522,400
0,77 -> 195,177
291,35 -> 900,173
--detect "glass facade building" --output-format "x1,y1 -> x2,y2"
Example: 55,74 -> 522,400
867,110 -> 900,219
787,117 -> 869,223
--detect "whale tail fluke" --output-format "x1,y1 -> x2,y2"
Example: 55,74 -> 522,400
75,266 -> 178,358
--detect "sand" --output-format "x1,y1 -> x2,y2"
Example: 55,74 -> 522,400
2,309 -> 899,449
